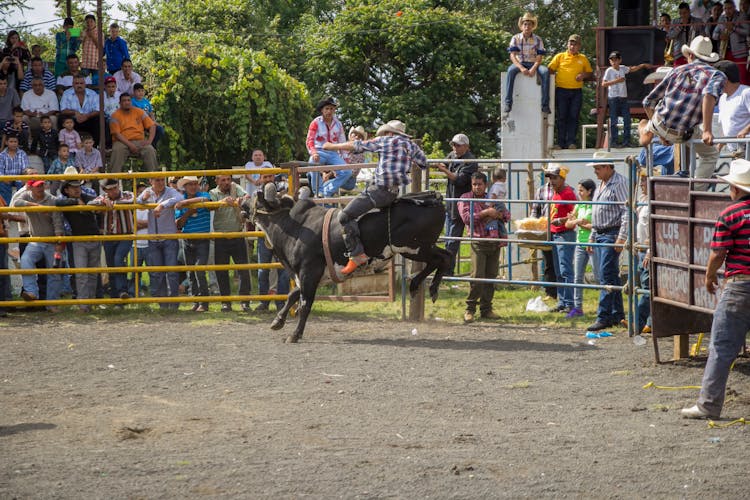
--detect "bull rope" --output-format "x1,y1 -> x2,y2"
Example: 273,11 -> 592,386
322,208 -> 345,284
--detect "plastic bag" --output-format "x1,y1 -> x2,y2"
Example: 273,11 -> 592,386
525,296 -> 550,312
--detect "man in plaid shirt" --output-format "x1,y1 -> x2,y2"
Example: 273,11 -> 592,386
642,36 -> 726,189
323,120 -> 427,275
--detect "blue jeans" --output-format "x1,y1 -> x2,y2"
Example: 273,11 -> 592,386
594,231 -> 624,325
608,97 -> 631,146
504,62 -> 550,109
258,239 -> 289,309
697,281 -> 750,416
444,212 -> 465,275
20,242 -> 62,302
637,251 -> 651,333
573,244 -> 599,310
307,150 -> 352,197
146,239 -> 180,309
555,87 -> 582,148
104,240 -> 132,297
552,230 -> 576,309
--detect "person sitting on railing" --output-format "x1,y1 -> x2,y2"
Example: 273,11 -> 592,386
108,93 -> 158,173
503,12 -> 550,115
641,36 -> 725,190
715,60 -> 750,158
305,97 -> 352,197
89,178 -> 135,302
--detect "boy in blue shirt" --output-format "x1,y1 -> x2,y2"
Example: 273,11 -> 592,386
104,23 -> 130,74
131,83 -> 165,148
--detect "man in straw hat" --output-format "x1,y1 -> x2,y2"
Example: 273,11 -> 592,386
55,168 -> 101,311
586,151 -> 628,332
682,158 -> 750,419
503,12 -> 550,115
323,119 -> 427,275
641,36 -> 725,190
175,176 -> 212,312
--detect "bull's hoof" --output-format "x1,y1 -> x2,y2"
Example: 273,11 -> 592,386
284,335 -> 299,343
270,317 -> 286,330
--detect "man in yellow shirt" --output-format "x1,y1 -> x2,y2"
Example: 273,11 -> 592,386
548,34 -> 593,149
108,93 -> 157,172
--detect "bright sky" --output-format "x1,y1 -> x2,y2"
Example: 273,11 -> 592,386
6,0 -> 141,33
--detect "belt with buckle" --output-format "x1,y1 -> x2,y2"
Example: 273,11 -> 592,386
653,119 -> 692,142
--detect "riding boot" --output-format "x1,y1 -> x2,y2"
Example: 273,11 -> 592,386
338,210 -> 367,274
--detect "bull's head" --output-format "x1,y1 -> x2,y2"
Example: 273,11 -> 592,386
241,182 -> 293,223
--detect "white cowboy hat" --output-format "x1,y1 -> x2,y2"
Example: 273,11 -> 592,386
376,120 -> 410,138
349,125 -> 367,139
518,12 -> 538,31
61,165 -> 82,188
719,159 -> 750,193
585,150 -> 615,167
681,36 -> 720,63
643,65 -> 673,84
177,175 -> 200,190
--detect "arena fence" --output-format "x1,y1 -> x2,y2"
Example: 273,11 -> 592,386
0,169 -> 286,310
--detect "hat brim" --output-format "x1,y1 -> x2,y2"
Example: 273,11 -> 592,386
518,18 -> 537,30
681,44 -> 720,63
718,174 -> 750,192
586,161 -> 615,167
62,181 -> 82,188
376,125 -> 411,138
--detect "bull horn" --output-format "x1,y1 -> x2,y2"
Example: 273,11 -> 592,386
264,182 -> 278,203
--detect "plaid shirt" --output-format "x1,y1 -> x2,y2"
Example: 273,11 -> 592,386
508,32 -> 546,63
81,29 -> 101,70
0,148 -> 29,176
458,191 -> 501,241
643,61 -> 726,134
352,136 -> 427,188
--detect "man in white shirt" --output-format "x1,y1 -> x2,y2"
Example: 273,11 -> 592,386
243,149 -> 274,197
113,59 -> 141,95
716,60 -> 750,156
21,77 -> 60,134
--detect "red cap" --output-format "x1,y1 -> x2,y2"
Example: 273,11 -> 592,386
104,76 -> 116,84
26,180 -> 45,187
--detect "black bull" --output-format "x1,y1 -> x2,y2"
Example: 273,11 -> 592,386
245,188 -> 451,343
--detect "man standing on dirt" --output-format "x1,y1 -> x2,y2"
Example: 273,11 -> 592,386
586,152 -> 628,332
457,171 -> 506,323
433,133 -> 477,276
682,159 -> 750,419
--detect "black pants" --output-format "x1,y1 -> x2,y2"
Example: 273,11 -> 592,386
214,237 -> 251,305
542,249 -> 558,299
340,184 -> 398,256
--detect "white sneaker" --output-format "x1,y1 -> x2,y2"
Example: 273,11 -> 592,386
681,404 -> 718,419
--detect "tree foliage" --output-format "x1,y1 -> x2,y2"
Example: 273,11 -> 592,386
140,34 -> 311,168
302,0 -> 509,155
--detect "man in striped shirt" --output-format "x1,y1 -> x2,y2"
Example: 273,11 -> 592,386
587,152 -> 629,332
175,176 -> 211,312
89,178 -> 134,300
682,159 -> 750,419
322,120 -> 427,275
19,57 -> 56,93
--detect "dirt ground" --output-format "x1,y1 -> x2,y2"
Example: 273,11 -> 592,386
1,310 -> 749,499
